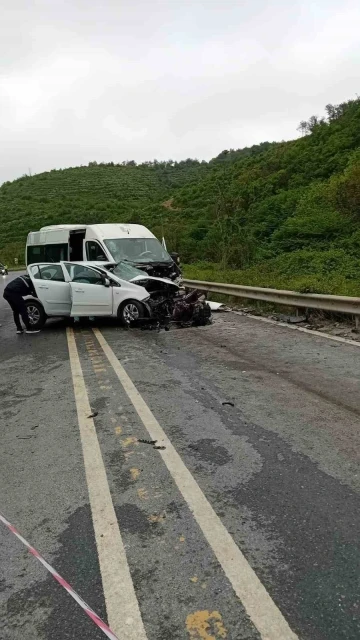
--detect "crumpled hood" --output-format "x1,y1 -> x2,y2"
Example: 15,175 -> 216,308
130,274 -> 179,290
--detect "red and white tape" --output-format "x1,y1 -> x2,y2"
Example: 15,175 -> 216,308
0,512 -> 120,640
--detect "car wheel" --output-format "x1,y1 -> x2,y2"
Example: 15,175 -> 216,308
25,299 -> 47,329
118,299 -> 144,326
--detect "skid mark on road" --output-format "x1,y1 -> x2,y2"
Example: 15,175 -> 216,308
67,328 -> 148,640
93,328 -> 298,640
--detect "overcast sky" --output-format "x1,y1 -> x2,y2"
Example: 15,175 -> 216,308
1,0 -> 359,184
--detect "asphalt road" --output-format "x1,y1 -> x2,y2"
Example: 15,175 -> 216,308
1,272 -> 360,640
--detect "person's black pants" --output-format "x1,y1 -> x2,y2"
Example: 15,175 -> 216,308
3,292 -> 30,331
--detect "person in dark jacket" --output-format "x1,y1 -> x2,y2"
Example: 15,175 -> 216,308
3,274 -> 40,334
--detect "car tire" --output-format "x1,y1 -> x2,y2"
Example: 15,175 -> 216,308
118,299 -> 145,326
25,299 -> 47,329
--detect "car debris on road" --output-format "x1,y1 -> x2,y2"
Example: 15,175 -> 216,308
207,301 -> 231,312
142,287 -> 212,330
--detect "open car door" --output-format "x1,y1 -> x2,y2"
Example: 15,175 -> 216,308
63,263 -> 114,317
28,263 -> 71,315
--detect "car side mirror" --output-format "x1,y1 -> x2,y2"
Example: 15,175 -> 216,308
170,252 -> 180,265
103,277 -> 111,287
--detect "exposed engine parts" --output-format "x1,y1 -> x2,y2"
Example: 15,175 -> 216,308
144,288 -> 212,330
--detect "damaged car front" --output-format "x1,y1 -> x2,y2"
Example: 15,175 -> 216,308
100,261 -> 212,328
102,237 -> 182,282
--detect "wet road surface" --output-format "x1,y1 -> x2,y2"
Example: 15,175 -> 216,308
1,272 -> 359,640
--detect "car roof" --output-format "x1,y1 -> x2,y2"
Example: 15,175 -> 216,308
27,261 -> 113,269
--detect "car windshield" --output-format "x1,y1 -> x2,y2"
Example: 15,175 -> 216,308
107,261 -> 148,282
104,238 -> 172,263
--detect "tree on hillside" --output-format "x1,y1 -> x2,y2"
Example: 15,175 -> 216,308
325,99 -> 360,122
297,114 -> 326,135
325,104 -> 339,121
308,115 -> 326,131
209,181 -> 255,269
297,121 -> 309,136
335,162 -> 360,219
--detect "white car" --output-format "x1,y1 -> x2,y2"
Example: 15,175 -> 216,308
25,261 -> 178,329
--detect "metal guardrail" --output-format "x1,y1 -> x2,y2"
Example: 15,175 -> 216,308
183,279 -> 360,317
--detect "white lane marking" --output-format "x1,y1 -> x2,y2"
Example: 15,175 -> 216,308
67,328 -> 148,640
93,328 -> 298,640
232,311 -> 360,347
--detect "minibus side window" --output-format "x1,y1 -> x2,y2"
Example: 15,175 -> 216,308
27,244 -> 68,265
27,245 -> 45,264
44,244 -> 68,262
86,241 -> 107,261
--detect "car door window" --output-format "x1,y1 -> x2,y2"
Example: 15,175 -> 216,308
64,264 -> 104,285
29,265 -> 41,279
86,241 -> 107,261
29,264 -> 65,281
38,265 -> 65,281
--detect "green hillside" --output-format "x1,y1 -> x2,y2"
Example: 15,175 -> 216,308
170,99 -> 360,294
1,97 -> 360,294
0,159 -> 207,262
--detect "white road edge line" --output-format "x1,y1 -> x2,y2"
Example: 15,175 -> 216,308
93,327 -> 298,640
67,328 -> 148,640
232,311 -> 360,347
